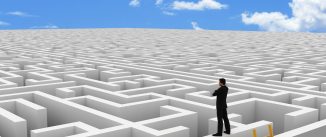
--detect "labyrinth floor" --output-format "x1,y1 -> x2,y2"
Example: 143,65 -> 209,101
0,28 -> 325,137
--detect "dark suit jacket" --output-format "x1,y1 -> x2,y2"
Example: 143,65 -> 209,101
212,85 -> 228,108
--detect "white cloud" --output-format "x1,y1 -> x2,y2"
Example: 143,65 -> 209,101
162,11 -> 175,16
7,11 -> 37,17
0,21 -> 10,26
30,24 -> 59,29
191,21 -> 204,30
129,0 -> 140,7
172,0 -> 227,11
156,0 -> 164,5
241,0 -> 326,32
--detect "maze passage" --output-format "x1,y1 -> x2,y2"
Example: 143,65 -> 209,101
0,28 -> 325,137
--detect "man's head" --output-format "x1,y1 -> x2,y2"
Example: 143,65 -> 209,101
219,78 -> 226,86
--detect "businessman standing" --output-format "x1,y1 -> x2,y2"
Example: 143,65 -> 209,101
212,78 -> 230,136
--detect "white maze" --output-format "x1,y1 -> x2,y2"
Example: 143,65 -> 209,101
0,29 -> 325,137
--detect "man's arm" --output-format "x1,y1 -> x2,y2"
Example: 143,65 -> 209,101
213,88 -> 220,96
212,89 -> 217,96
212,88 -> 222,96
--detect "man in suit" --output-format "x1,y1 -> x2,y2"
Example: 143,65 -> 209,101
212,78 -> 230,136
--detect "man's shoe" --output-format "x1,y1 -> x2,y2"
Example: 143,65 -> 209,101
212,133 -> 222,136
224,131 -> 230,134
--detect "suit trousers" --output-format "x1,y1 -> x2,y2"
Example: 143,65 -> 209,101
216,107 -> 230,133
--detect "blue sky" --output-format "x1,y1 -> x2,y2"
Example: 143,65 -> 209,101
0,0 -> 325,32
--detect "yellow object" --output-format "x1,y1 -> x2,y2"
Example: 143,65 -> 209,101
268,124 -> 274,137
252,124 -> 274,137
252,128 -> 257,137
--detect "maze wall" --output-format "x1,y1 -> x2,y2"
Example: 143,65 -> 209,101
0,28 -> 325,137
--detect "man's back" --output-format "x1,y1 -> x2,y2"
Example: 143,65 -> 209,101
213,85 -> 228,108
